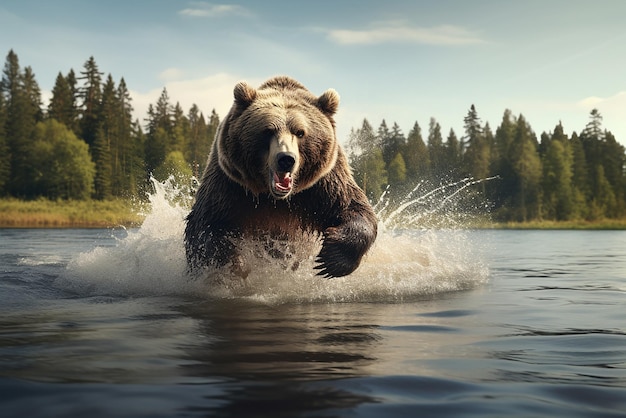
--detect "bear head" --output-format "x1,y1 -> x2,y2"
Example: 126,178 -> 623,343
216,76 -> 340,199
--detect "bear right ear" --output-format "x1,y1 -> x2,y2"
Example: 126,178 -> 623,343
233,82 -> 257,107
317,88 -> 340,116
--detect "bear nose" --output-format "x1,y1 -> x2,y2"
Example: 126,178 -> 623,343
276,152 -> 296,172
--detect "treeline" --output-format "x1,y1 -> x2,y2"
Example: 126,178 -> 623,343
0,49 -> 218,200
2,49 -> 625,223
347,106 -> 625,222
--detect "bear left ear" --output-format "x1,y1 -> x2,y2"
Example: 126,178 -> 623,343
234,81 -> 257,107
317,88 -> 340,115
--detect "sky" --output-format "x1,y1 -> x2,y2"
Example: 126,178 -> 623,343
1,0 -> 625,146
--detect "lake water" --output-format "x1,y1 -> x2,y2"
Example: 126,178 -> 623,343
1,191 -> 626,416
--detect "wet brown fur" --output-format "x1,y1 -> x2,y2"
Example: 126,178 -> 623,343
184,76 -> 377,278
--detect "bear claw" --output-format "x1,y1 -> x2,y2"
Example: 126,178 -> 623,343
314,254 -> 357,278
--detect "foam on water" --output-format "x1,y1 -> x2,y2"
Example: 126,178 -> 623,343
18,255 -> 65,267
59,177 -> 490,304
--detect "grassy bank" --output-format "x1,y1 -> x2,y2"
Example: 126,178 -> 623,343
1,198 -> 626,230
0,198 -> 146,228
490,219 -> 626,230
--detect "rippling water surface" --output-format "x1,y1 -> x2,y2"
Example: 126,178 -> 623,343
1,195 -> 626,417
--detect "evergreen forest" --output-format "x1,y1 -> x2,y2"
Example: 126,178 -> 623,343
1,49 -> 625,223
0,50 -> 218,202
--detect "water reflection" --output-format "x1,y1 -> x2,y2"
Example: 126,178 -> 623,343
171,301 -> 387,415
172,297 -> 485,415
179,301 -> 383,381
185,380 -> 378,417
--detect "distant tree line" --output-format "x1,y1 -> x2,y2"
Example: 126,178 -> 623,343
1,49 -> 625,223
0,49 -> 218,200
347,106 -> 626,222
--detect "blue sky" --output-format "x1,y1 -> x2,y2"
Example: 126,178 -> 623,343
1,0 -> 625,145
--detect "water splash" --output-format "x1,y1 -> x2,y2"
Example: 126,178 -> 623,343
60,176 -> 192,297
374,176 -> 497,231
60,176 -> 491,304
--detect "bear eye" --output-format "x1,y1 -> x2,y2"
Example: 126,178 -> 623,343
295,129 -> 305,139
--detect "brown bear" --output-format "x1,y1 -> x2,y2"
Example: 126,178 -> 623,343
184,76 -> 377,278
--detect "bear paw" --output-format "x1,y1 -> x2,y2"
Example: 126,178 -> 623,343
314,226 -> 365,278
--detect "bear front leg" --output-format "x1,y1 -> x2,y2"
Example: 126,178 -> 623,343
184,227 -> 231,268
315,211 -> 378,278
184,224 -> 250,278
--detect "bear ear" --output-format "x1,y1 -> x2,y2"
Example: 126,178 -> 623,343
317,88 -> 340,115
233,81 -> 257,107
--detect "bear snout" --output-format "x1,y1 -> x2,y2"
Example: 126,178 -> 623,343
276,152 -> 297,172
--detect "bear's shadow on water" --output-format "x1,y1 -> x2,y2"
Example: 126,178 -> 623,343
172,293 -> 482,415
176,301 -> 384,414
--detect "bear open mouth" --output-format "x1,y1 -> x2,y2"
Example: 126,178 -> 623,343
270,170 -> 293,197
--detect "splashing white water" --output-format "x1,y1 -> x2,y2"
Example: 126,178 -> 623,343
374,176 -> 497,230
60,176 -> 490,304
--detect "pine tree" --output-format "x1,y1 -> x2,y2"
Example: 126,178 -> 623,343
490,110 -> 518,211
171,102 -> 188,154
116,77 -> 141,195
403,121 -> 429,181
145,88 -> 173,173
601,131 -> 624,215
578,109 -> 623,217
444,128 -> 461,178
48,72 -> 75,128
97,74 -> 117,198
379,120 -> 405,165
78,56 -> 103,147
427,117 -> 445,175
541,123 -> 575,220
478,122 -> 496,197
583,108 -> 603,141
186,103 -> 206,176
1,50 -> 42,197
186,104 -> 220,177
22,67 -> 43,123
376,119 -> 390,157
65,69 -> 80,135
567,131 -> 589,217
154,87 -> 173,133
462,104 -> 490,181
130,119 -> 147,194
580,109 -> 604,193
483,123 -> 495,151
92,126 -> 112,199
0,90 -> 9,194
509,115 -> 542,221
588,165 -> 617,220
462,104 -> 482,154
1,50 -> 23,194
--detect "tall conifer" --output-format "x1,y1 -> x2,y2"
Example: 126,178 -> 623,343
78,56 -> 103,147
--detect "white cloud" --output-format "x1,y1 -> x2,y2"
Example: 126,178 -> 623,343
577,91 -> 626,110
178,2 -> 249,18
158,68 -> 184,82
129,73 -> 263,125
326,22 -> 485,46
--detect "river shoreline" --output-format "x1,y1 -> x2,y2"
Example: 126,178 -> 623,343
0,198 -> 145,229
2,198 -> 626,230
